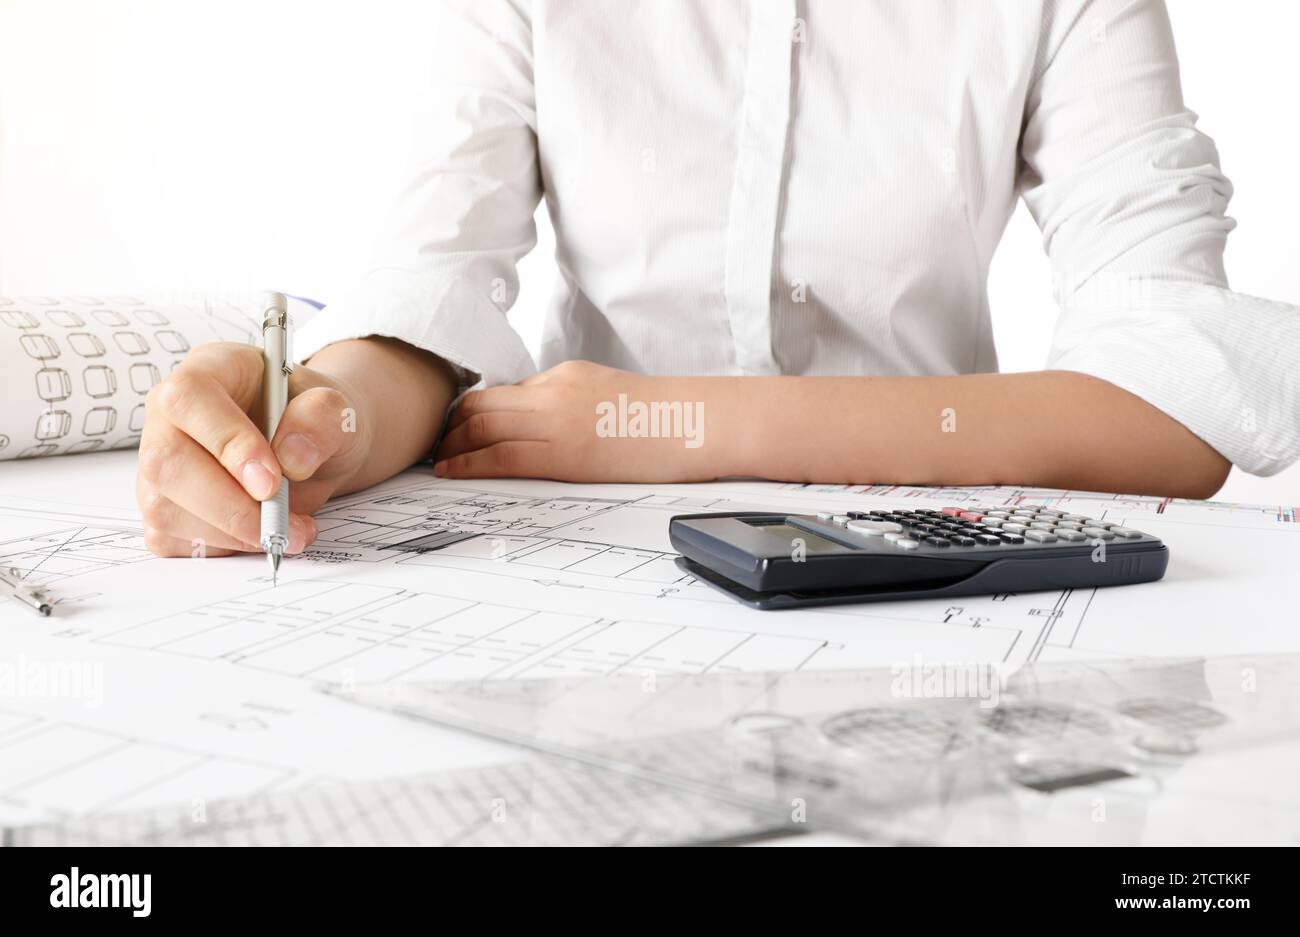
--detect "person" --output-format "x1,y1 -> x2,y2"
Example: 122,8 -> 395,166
135,0 -> 1300,558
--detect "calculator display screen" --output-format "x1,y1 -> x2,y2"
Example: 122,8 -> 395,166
747,522 -> 845,554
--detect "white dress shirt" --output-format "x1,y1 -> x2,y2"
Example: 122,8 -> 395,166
296,0 -> 1300,476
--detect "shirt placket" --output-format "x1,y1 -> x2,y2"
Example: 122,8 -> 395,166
723,0 -> 796,376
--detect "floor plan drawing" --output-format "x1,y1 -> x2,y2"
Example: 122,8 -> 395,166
0,711 -> 294,821
2,451 -> 1299,829
99,579 -> 845,683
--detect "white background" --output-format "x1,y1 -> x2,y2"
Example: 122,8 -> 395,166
1,0 -> 1295,501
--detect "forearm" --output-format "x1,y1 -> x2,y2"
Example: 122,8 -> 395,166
306,337 -> 458,493
713,371 -> 1229,498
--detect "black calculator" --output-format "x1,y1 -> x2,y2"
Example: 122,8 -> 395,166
670,504 -> 1168,610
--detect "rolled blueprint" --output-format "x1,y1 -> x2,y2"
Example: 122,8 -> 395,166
0,292 -> 318,460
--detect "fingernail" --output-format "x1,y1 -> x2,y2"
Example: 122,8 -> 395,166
433,460 -> 447,476
240,460 -> 276,500
277,433 -> 321,478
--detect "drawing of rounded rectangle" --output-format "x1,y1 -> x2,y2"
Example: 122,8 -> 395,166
153,330 -> 189,353
18,443 -> 58,458
135,309 -> 170,326
92,309 -> 129,327
112,434 -> 140,450
36,367 -> 73,402
47,309 -> 86,328
107,295 -> 144,305
71,296 -> 105,305
0,434 -> 9,449
128,362 -> 160,393
1,309 -> 39,329
82,406 -> 117,436
19,296 -> 57,305
20,333 -> 60,359
66,439 -> 105,453
67,332 -> 106,357
113,331 -> 149,355
35,410 -> 72,440
129,402 -> 146,431
83,365 -> 118,398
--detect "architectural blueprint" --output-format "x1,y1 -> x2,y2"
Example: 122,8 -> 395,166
0,450 -> 1298,838
0,293 -> 317,460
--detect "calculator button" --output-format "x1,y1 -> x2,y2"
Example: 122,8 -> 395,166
940,507 -> 964,516
914,509 -> 942,517
1062,514 -> 1090,523
1019,504 -> 1046,511
883,531 -> 910,542
1080,526 -> 1114,540
958,511 -> 982,522
980,517 -> 1004,528
1053,520 -> 1083,529
816,511 -> 835,521
1028,521 -> 1056,531
846,519 -> 902,535
846,511 -> 870,519
1109,527 -> 1143,539
1000,522 -> 1028,533
984,510 -> 1011,518
924,536 -> 950,548
947,535 -> 977,546
893,538 -> 921,550
974,534 -> 1002,545
998,534 -> 1025,544
1024,530 -> 1057,543
832,515 -> 851,526
1053,528 -> 1086,541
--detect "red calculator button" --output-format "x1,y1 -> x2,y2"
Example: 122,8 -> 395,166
940,507 -> 964,517
959,511 -> 983,522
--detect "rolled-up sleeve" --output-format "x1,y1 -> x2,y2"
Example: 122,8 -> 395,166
1021,0 -> 1300,476
295,0 -> 541,389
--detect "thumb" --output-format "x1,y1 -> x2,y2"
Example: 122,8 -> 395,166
270,380 -> 361,482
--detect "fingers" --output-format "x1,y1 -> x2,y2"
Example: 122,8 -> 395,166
434,441 -> 551,478
136,476 -> 317,556
138,421 -> 269,546
271,384 -> 360,482
147,365 -> 281,501
448,385 -> 537,429
437,410 -> 547,462
142,531 -> 241,559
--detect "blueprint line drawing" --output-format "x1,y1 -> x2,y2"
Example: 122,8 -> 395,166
0,712 -> 294,820
3,451 -> 1300,831
0,524 -> 150,586
99,579 -> 845,683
